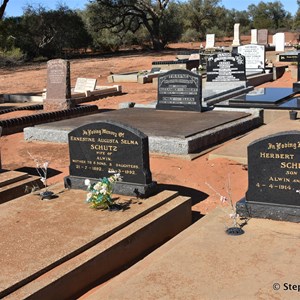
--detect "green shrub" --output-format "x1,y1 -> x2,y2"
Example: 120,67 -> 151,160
0,47 -> 24,66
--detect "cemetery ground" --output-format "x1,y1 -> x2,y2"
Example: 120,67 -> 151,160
0,44 -> 290,215
0,43 -> 300,299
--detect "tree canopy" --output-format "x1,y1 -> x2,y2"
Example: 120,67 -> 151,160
0,0 -> 298,62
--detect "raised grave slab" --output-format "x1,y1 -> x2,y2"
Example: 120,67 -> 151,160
215,88 -> 298,108
0,184 -> 191,299
0,170 -> 43,204
24,108 -> 262,156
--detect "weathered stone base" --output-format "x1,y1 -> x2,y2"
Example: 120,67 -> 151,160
43,99 -> 76,111
236,198 -> 300,223
64,175 -> 158,198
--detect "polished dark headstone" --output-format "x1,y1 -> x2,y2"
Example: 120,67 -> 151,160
236,131 -> 300,222
156,69 -> 202,112
279,51 -> 299,62
64,121 -> 157,197
229,88 -> 296,106
206,53 -> 246,82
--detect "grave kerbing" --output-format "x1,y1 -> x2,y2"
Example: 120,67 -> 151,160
64,120 -> 157,197
236,131 -> 300,222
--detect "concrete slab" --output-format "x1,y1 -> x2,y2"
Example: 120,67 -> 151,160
0,183 -> 190,298
85,207 -> 300,300
209,115 -> 300,164
24,108 -> 262,155
6,192 -> 191,300
0,170 -> 43,203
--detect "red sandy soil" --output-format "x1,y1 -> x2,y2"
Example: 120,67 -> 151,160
0,43 -> 296,215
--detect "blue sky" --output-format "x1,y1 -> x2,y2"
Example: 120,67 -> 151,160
221,0 -> 298,14
4,0 -> 299,17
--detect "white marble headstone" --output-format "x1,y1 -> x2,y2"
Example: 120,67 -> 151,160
251,29 -> 258,44
205,34 -> 215,48
232,23 -> 240,46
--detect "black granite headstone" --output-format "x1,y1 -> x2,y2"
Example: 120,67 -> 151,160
156,69 -> 202,112
64,121 -> 157,197
206,53 -> 246,82
236,131 -> 300,222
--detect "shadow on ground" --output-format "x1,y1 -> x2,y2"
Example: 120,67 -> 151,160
15,167 -> 62,179
157,183 -> 208,222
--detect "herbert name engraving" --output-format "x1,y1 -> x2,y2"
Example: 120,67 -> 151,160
246,132 -> 300,206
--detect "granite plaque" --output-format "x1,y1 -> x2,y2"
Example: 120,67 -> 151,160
44,59 -> 74,111
156,69 -> 202,112
64,121 -> 157,197
206,53 -> 246,82
246,132 -> 300,206
257,29 -> 268,45
74,78 -> 97,93
238,44 -> 265,69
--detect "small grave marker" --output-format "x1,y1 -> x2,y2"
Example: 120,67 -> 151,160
236,131 -> 300,222
74,78 -> 97,93
156,69 -> 202,112
64,121 -> 157,197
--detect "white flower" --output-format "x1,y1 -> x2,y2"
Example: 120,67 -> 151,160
113,173 -> 121,181
100,186 -> 107,195
94,182 -> 102,191
84,179 -> 91,186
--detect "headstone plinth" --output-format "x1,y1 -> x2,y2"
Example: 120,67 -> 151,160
236,131 -> 300,222
64,121 -> 157,198
43,59 -> 75,111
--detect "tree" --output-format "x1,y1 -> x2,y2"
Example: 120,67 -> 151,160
248,1 -> 292,30
0,0 -> 9,19
19,4 -> 92,58
181,0 -> 221,39
86,0 -> 172,50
